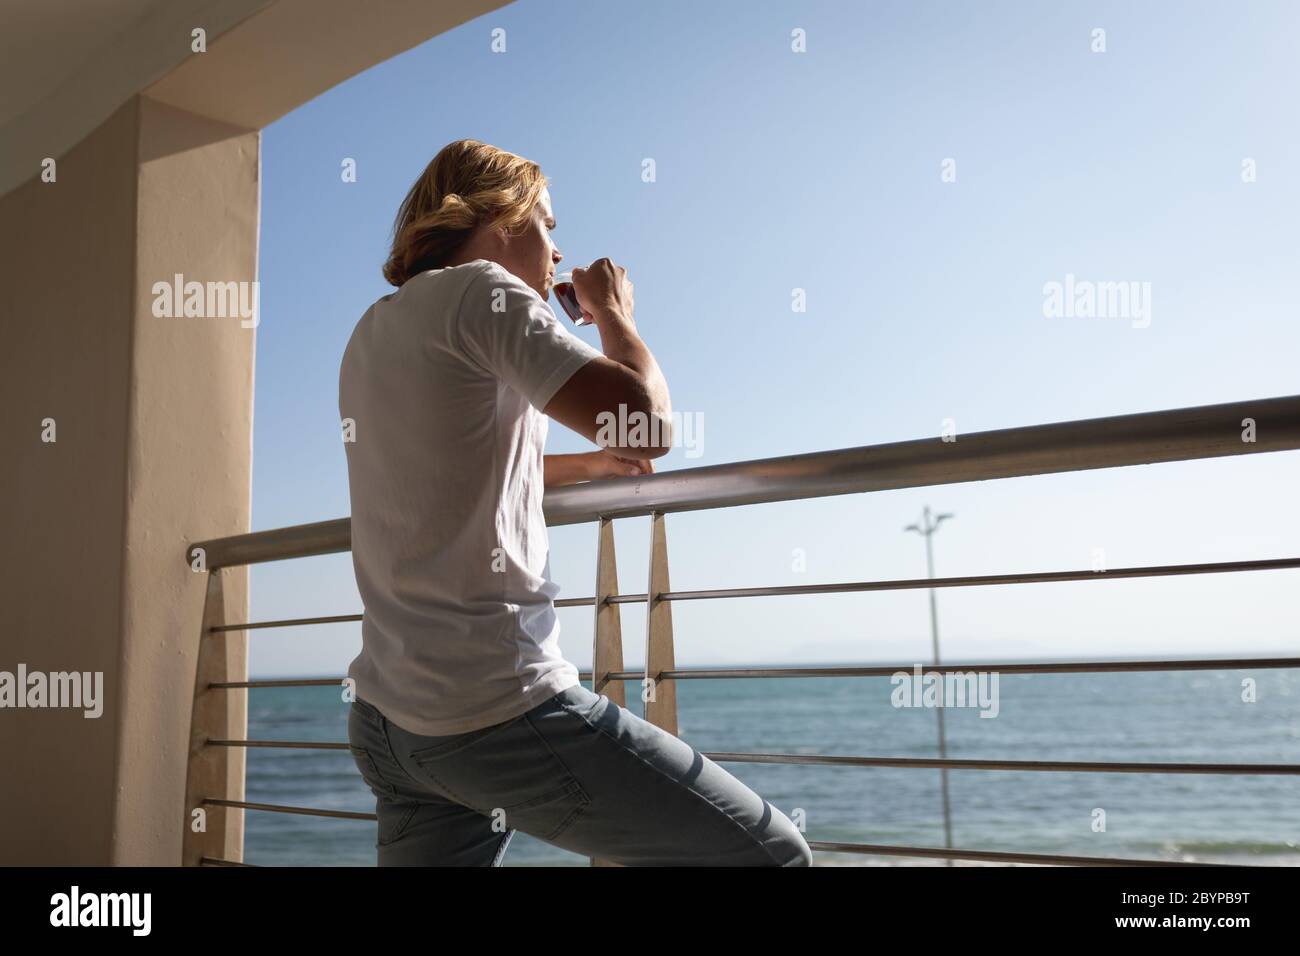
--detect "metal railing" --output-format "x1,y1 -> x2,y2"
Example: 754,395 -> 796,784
181,394 -> 1300,866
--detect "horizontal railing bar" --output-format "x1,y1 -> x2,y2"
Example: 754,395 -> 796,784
210,613 -> 361,633
185,394 -> 1300,567
209,739 -> 349,750
805,842 -> 1236,867
203,738 -> 1300,775
635,556 -> 1300,603
199,796 -> 1253,866
706,753 -> 1300,775
212,556 -> 1300,632
211,678 -> 340,688
203,798 -> 376,822
210,656 -> 1300,689
544,394 -> 1300,527
198,843 -> 1231,868
597,657 -> 1300,679
197,846 -> 1236,868
189,516 -> 351,570
200,834 -> 1232,868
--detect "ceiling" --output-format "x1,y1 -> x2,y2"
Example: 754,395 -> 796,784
0,0 -> 271,197
0,0 -> 509,199
0,0 -> 168,130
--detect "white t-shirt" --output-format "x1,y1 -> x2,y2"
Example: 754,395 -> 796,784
339,258 -> 603,736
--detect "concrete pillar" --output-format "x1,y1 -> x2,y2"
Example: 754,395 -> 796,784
0,96 -> 258,864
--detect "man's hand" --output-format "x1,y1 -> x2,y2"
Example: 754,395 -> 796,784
587,448 -> 655,480
542,451 -> 655,489
571,258 -> 634,326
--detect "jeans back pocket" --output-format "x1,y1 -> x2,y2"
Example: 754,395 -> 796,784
408,714 -> 591,842
348,744 -> 397,798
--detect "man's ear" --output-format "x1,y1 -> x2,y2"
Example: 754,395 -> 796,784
491,225 -> 515,252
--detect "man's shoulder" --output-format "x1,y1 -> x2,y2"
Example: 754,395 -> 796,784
459,259 -> 538,299
383,260 -> 546,334
396,258 -> 498,303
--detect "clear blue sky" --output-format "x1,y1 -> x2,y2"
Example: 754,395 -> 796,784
250,0 -> 1300,678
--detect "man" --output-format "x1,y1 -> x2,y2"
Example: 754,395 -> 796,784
340,138 -> 811,867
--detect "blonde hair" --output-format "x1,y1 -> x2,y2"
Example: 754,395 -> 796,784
382,139 -> 547,287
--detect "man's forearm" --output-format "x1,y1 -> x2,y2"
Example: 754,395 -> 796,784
542,453 -> 592,488
591,312 -> 671,421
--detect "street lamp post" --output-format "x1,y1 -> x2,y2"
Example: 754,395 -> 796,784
905,505 -> 955,865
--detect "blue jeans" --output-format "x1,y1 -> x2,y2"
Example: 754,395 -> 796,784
347,683 -> 813,866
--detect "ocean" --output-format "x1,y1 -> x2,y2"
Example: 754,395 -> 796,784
242,667 -> 1299,866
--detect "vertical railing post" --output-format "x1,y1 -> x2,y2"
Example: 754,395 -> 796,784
590,516 -> 626,707
181,567 -> 247,865
589,516 -> 626,867
643,511 -> 678,736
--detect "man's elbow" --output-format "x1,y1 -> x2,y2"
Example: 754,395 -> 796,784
599,416 -> 673,458
600,385 -> 673,459
634,429 -> 674,459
